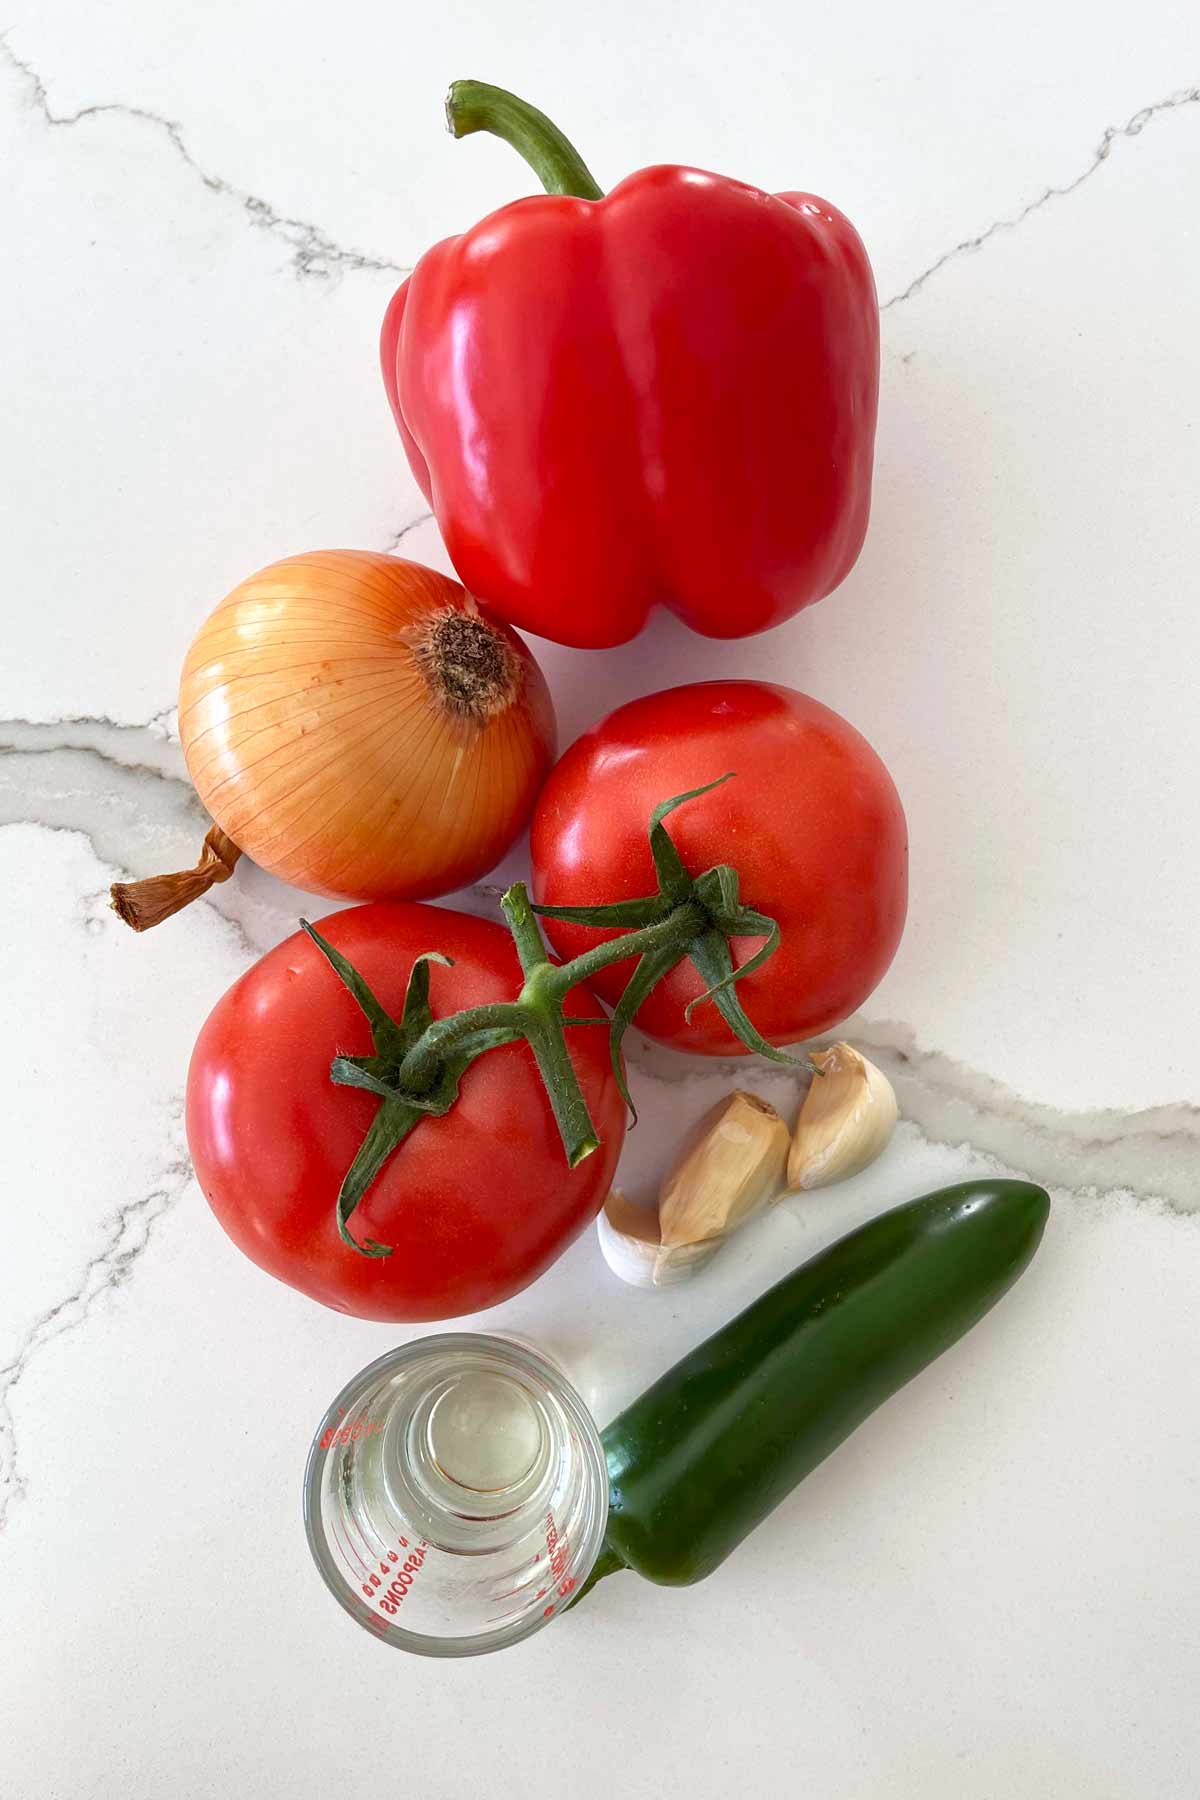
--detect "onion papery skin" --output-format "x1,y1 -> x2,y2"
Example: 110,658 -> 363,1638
179,550 -> 557,901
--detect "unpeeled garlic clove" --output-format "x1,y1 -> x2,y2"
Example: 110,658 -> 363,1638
787,1043 -> 898,1191
596,1190 -> 720,1289
651,1239 -> 722,1286
658,1091 -> 791,1250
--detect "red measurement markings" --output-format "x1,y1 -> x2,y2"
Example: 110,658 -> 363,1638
319,1407 -> 384,1451
361,1537 -> 430,1616
540,1512 -> 575,1619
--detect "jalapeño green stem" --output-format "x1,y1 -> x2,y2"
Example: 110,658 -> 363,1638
445,79 -> 604,200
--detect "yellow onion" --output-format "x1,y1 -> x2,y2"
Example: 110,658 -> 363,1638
111,550 -> 556,929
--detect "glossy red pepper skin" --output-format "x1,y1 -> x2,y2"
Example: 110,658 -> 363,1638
381,165 -> 878,649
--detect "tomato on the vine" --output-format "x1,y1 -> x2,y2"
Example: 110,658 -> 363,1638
186,902 -> 625,1321
530,681 -> 907,1054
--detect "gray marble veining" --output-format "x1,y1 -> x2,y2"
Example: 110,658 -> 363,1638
2,10 -> 1198,1795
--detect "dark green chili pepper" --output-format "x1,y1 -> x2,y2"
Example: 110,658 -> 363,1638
577,1178 -> 1050,1597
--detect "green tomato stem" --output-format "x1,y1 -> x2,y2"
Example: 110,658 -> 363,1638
501,882 -> 554,978
523,1017 -> 602,1167
390,896 -> 704,1167
541,902 -> 703,999
311,777 -> 791,1253
395,1000 -> 528,1095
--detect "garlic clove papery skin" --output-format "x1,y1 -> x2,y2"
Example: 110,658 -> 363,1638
658,1091 -> 791,1248
651,1239 -> 722,1286
596,1192 -> 720,1289
787,1043 -> 898,1191
596,1195 -> 661,1289
598,1089 -> 795,1292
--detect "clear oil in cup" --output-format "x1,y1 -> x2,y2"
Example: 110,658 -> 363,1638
304,1333 -> 608,1657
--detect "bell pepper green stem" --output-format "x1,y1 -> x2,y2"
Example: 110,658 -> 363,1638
446,79 -> 604,200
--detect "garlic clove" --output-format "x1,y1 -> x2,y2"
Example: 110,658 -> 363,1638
596,1190 -> 660,1288
787,1043 -> 898,1191
658,1091 -> 791,1249
651,1239 -> 722,1285
596,1191 -> 720,1289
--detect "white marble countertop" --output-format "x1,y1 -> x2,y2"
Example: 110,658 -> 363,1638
3,5 -> 1198,1795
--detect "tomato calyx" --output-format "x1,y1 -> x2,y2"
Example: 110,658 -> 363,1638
298,933 -> 527,1256
532,776 -> 815,1117
305,777 -> 808,1257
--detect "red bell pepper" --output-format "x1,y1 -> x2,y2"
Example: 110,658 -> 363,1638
381,82 -> 879,649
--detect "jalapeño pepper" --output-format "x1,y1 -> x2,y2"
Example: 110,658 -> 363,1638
577,1178 -> 1049,1597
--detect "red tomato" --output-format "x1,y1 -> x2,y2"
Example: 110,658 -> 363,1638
530,682 -> 907,1054
186,903 -> 624,1321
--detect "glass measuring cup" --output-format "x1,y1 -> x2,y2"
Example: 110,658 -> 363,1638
303,1333 -> 608,1657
